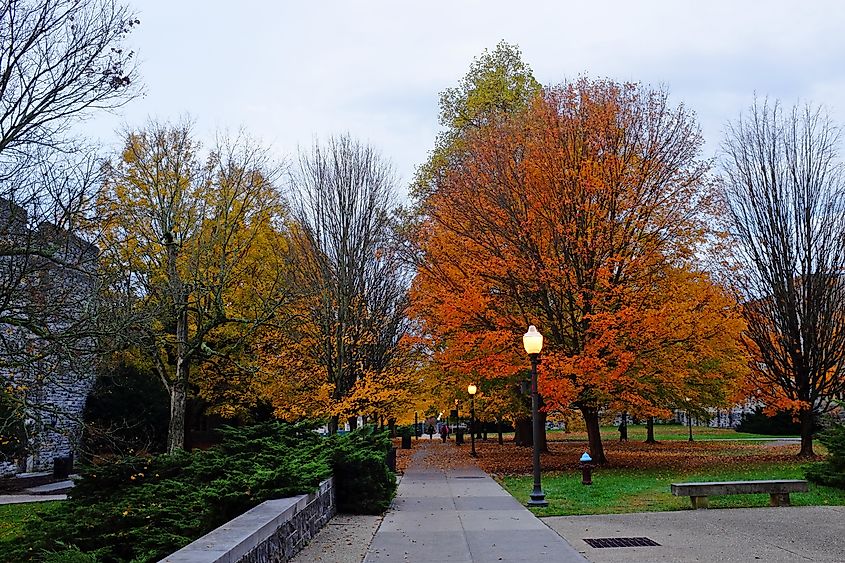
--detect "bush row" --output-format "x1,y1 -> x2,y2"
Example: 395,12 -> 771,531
735,407 -> 820,435
3,423 -> 396,563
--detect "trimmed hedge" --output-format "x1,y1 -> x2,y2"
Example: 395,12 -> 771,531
329,426 -> 395,514
735,407 -> 818,436
2,423 -> 396,562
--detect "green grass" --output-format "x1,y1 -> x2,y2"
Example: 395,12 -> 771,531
500,462 -> 845,516
547,424 -> 798,442
0,501 -> 61,543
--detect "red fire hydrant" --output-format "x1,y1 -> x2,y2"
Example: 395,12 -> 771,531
580,452 -> 594,485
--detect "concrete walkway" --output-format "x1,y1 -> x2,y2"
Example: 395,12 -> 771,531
0,494 -> 67,505
546,506 -> 845,562
290,514 -> 382,563
0,478 -> 74,504
364,446 -> 586,563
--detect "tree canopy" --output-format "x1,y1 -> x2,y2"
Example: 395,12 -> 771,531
411,77 -> 747,463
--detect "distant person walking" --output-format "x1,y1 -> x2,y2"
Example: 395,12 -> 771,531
440,423 -> 450,443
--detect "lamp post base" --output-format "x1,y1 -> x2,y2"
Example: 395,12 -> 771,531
528,488 -> 548,507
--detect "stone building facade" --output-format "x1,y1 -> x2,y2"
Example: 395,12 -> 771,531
674,401 -> 759,428
0,200 -> 98,475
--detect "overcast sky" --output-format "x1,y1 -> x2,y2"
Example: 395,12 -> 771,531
87,0 -> 845,198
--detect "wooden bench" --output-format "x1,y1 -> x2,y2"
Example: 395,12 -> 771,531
670,480 -> 809,509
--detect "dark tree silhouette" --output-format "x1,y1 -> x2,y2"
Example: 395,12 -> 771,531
289,135 -> 410,433
722,100 -> 845,457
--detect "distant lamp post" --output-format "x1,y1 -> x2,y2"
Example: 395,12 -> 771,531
523,325 -> 548,507
685,397 -> 693,442
468,384 -> 478,457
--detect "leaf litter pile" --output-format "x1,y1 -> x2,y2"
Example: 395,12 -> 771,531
393,437 -> 805,476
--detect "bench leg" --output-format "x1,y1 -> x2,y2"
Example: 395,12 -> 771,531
770,493 -> 791,507
690,496 -> 709,509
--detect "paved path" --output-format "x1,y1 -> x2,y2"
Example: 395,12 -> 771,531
546,506 -> 845,562
24,479 -> 74,494
0,494 -> 66,505
364,445 -> 586,563
289,514 -> 382,563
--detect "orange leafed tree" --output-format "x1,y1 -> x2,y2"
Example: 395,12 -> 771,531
411,78 -> 747,463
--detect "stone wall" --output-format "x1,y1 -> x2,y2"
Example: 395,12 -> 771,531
0,199 -> 98,473
160,477 -> 336,563
0,461 -> 16,478
23,366 -> 96,472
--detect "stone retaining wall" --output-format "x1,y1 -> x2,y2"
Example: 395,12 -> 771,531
159,477 -> 335,563
0,461 -> 16,478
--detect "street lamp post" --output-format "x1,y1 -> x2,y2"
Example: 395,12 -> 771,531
523,325 -> 548,507
468,384 -> 478,457
685,397 -> 693,442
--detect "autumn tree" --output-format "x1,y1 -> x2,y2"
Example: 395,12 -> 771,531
602,267 -> 747,433
99,121 -> 293,452
721,100 -> 845,457
287,135 -> 411,433
412,78 -> 745,464
408,42 -> 544,442
411,40 -> 540,203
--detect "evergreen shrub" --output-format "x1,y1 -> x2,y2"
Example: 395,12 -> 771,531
1,423 -> 395,562
806,423 -> 845,489
330,426 -> 397,514
735,407 -> 817,435
82,363 -> 170,456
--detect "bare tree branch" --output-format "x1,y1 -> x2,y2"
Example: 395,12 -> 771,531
721,99 -> 845,456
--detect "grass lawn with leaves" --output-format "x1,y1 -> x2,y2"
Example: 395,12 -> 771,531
448,425 -> 839,516
0,502 -> 61,544
500,462 -> 845,516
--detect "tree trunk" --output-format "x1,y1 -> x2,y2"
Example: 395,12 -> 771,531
514,413 -> 547,450
388,417 -> 396,437
497,418 -> 503,445
167,372 -> 187,453
167,302 -> 190,453
798,408 -> 815,457
514,416 -> 532,446
328,415 -> 339,435
580,406 -> 607,464
348,416 -> 358,430
645,416 -> 657,443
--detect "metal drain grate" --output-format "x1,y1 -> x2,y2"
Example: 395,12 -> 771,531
583,537 -> 661,548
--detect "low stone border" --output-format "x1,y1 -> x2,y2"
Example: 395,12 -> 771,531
159,477 -> 335,563
0,461 -> 17,478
